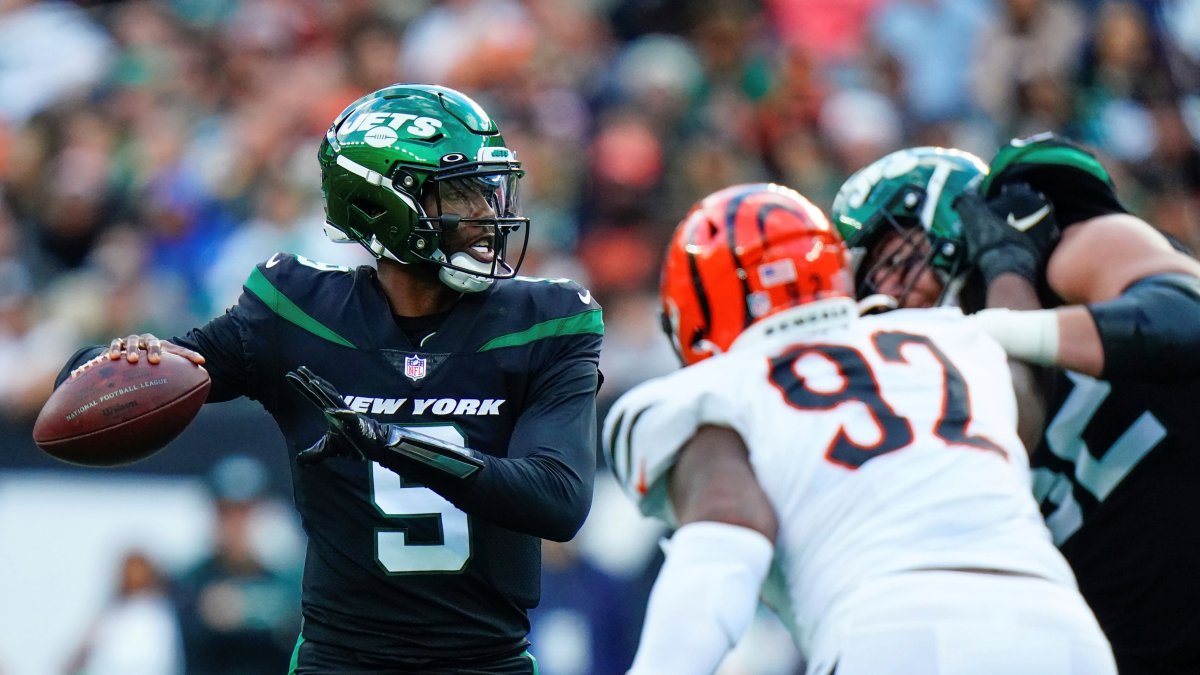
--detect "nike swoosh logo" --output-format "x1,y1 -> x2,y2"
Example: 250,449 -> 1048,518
1007,205 -> 1052,232
265,252 -> 283,268
577,289 -> 592,304
1011,131 -> 1055,148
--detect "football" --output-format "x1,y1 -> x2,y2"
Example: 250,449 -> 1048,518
32,351 -> 211,467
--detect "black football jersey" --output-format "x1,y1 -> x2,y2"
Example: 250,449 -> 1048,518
173,253 -> 603,664
1032,370 -> 1200,672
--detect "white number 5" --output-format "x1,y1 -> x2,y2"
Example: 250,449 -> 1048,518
370,425 -> 471,573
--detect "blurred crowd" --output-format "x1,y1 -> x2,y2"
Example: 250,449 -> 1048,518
64,455 -> 302,675
2,0 -> 1199,423
1,0 -> 1199,673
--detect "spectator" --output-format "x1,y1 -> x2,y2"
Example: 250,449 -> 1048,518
0,0 -> 113,125
171,455 -> 301,675
870,0 -> 993,129
530,540 -> 639,675
0,259 -> 80,422
65,550 -> 183,675
971,0 -> 1088,136
1077,1 -> 1173,162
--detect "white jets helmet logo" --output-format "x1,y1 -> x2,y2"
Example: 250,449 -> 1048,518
342,112 -> 444,140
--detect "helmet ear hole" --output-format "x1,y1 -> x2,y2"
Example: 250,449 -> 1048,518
351,198 -> 386,220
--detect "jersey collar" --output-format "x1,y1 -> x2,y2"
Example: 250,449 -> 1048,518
729,297 -> 858,353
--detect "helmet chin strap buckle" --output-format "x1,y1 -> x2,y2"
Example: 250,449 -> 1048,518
435,250 -> 493,293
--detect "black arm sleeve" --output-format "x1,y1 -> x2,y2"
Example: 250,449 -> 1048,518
175,310 -> 256,403
1089,273 -> 1200,382
384,342 -> 601,542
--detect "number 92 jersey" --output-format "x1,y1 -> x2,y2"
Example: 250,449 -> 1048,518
603,306 -> 1075,654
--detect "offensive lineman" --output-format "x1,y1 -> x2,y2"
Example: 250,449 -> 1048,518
603,183 -> 1114,675
55,85 -> 603,674
832,136 -> 1200,674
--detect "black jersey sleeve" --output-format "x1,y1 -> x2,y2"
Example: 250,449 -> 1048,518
1089,273 -> 1200,383
172,308 -> 255,403
417,331 -> 601,542
53,304 -> 256,404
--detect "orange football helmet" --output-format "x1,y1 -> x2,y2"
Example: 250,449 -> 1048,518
661,183 -> 853,366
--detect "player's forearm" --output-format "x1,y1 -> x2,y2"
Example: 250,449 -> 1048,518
438,361 -> 601,540
977,275 -> 1200,382
972,306 -> 1104,376
372,358 -> 600,540
985,272 -> 1042,310
1052,307 -> 1104,376
414,452 -> 594,541
629,522 -> 773,675
976,273 -> 1105,377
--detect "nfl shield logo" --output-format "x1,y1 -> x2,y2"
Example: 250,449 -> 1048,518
403,355 -> 427,381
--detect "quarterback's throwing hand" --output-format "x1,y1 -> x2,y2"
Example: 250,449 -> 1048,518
955,182 -> 1060,285
286,366 -> 485,479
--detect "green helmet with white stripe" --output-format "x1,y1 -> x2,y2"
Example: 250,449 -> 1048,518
831,146 -> 986,304
318,84 -> 528,292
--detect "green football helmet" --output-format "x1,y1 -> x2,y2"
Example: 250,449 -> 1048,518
831,146 -> 986,306
318,84 -> 529,292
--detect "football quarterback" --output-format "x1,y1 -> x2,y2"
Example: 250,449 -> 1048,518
54,84 -> 604,674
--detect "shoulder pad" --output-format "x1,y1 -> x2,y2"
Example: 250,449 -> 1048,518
475,276 -> 603,352
499,275 -> 601,313
241,252 -> 360,349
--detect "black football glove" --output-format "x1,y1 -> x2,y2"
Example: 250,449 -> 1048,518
955,182 -> 1060,286
286,366 -> 484,480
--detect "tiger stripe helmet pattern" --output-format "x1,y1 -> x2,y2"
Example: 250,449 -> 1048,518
660,183 -> 853,366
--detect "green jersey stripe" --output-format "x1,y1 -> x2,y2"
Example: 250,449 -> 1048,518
245,268 -> 358,348
287,634 -> 304,675
478,309 -> 603,352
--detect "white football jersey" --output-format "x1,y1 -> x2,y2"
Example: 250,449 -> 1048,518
604,304 -> 1076,656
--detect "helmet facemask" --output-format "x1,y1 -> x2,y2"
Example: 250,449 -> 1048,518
831,147 -> 985,310
851,197 -> 965,310
413,161 -> 529,293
